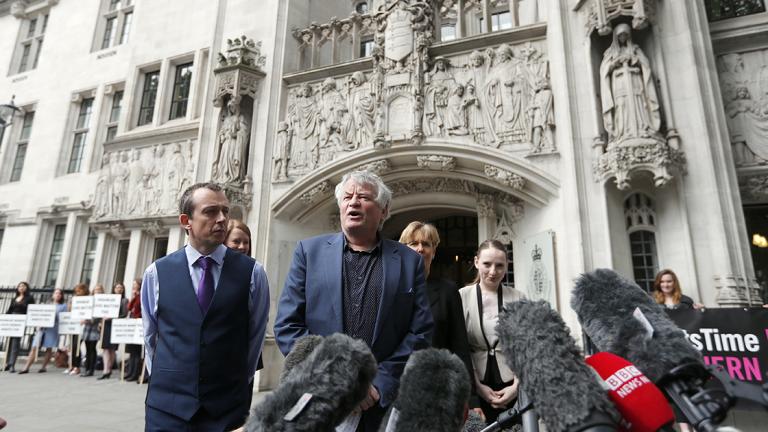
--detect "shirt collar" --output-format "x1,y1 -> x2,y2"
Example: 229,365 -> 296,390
342,235 -> 382,254
185,243 -> 227,267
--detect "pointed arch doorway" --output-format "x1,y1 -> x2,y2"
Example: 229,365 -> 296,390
383,209 -> 479,288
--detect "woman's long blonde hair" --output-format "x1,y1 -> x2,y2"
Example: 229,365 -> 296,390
653,269 -> 681,304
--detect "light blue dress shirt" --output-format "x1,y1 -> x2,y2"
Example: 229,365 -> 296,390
141,243 -> 270,377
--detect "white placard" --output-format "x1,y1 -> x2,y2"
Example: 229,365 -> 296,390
26,304 -> 56,328
71,296 -> 94,320
93,294 -> 121,318
58,312 -> 83,335
0,314 -> 27,337
110,318 -> 144,345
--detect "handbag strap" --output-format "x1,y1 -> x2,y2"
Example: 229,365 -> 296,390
475,283 -> 503,355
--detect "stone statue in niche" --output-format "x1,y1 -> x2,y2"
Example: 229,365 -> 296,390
110,151 -> 128,216
725,86 -> 768,165
465,82 -> 487,145
319,78 -> 354,160
288,83 -> 321,170
213,96 -> 249,184
165,143 -> 186,211
599,23 -> 661,145
445,83 -> 472,136
93,154 -> 110,218
424,57 -> 455,137
348,71 -> 376,149
273,121 -> 292,182
528,77 -> 555,153
487,44 -> 528,143
144,145 -> 164,214
127,149 -> 145,213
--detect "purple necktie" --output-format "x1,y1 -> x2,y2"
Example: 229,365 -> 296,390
196,256 -> 215,315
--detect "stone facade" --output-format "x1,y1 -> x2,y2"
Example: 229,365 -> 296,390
1,1 -> 768,412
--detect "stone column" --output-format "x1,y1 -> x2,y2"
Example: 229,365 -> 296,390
166,226 -> 186,255
54,212 -> 78,287
477,194 -> 497,241
88,231 -> 108,290
122,228 -> 145,288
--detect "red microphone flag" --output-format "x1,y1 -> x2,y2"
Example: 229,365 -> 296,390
586,352 -> 675,432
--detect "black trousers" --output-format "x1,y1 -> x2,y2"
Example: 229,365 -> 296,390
5,337 -> 20,368
84,340 -> 97,373
71,335 -> 81,368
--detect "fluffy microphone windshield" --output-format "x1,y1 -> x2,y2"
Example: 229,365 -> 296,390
497,299 -> 619,432
279,334 -> 324,383
387,348 -> 471,432
571,269 -> 702,381
246,333 -> 377,432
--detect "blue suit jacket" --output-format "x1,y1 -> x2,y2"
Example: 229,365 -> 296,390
274,232 -> 434,406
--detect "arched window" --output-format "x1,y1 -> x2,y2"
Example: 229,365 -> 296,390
625,193 -> 658,292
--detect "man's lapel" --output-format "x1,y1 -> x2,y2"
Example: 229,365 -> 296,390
373,239 -> 401,345
321,233 -> 344,333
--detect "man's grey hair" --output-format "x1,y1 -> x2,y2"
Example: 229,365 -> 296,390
334,170 -> 392,227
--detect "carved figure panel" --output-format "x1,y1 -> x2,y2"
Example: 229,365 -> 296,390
92,140 -> 197,221
717,51 -> 768,168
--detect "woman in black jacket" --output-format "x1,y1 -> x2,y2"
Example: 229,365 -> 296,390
653,269 -> 703,310
4,281 -> 35,372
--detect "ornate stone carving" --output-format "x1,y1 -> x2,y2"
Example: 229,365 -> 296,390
92,140 -> 196,222
738,173 -> 768,203
212,96 -> 250,185
11,1 -> 28,18
223,179 -> 253,210
494,208 -> 521,245
716,51 -> 768,167
300,180 -> 332,205
217,35 -> 266,70
390,178 -> 476,196
329,213 -> 341,232
579,0 -> 657,36
594,24 -> 685,190
355,159 -> 391,175
476,194 -> 496,218
416,155 -> 456,171
272,121 -> 292,182
108,222 -> 126,238
484,165 -> 526,190
213,36 -> 266,107
715,275 -> 764,307
142,220 -> 164,237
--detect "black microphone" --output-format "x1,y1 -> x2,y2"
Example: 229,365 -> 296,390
571,269 -> 733,432
246,333 -> 377,432
279,334 -> 324,383
462,410 -> 487,432
380,348 -> 471,432
496,299 -> 620,432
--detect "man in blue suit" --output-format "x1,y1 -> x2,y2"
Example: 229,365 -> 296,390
274,170 -> 434,431
141,182 -> 270,431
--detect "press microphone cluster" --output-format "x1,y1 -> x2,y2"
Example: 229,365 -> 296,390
572,269 -> 734,432
246,333 -> 377,432
495,299 -> 620,432
380,348 -> 471,432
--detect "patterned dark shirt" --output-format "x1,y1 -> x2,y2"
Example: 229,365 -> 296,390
342,238 -> 383,347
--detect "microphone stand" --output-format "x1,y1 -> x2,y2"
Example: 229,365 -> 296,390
658,363 -> 733,432
479,394 -> 535,432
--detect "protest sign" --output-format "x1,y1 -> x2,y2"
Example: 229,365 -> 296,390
25,304 -> 56,328
71,296 -> 94,320
93,294 -> 121,318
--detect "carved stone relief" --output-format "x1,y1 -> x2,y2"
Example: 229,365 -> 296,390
738,173 -> 768,203
476,193 -> 496,218
579,0 -> 657,36
275,37 -> 554,183
716,51 -> 768,168
594,23 -> 685,190
416,155 -> 456,171
300,181 -> 332,205
355,159 -> 392,175
91,140 -> 196,222
212,96 -> 250,185
484,164 -> 526,190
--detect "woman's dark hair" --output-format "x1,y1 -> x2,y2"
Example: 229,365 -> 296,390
52,288 -> 65,304
112,282 -> 126,300
16,281 -> 31,297
472,239 -> 508,284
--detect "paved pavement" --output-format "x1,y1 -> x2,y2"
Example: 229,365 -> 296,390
0,364 -> 267,432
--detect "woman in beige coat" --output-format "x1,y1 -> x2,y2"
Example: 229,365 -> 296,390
458,239 -> 525,423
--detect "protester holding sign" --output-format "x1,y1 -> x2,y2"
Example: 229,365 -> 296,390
79,284 -> 104,377
3,282 -> 35,373
125,279 -> 143,382
99,282 -> 128,380
653,269 -> 703,310
65,283 -> 90,375
19,289 -> 66,374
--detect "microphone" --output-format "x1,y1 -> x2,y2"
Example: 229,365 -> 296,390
462,410 -> 486,432
246,333 -> 377,432
279,334 -> 324,383
572,269 -> 733,432
496,299 -> 620,432
381,348 -> 471,432
585,352 -> 675,432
